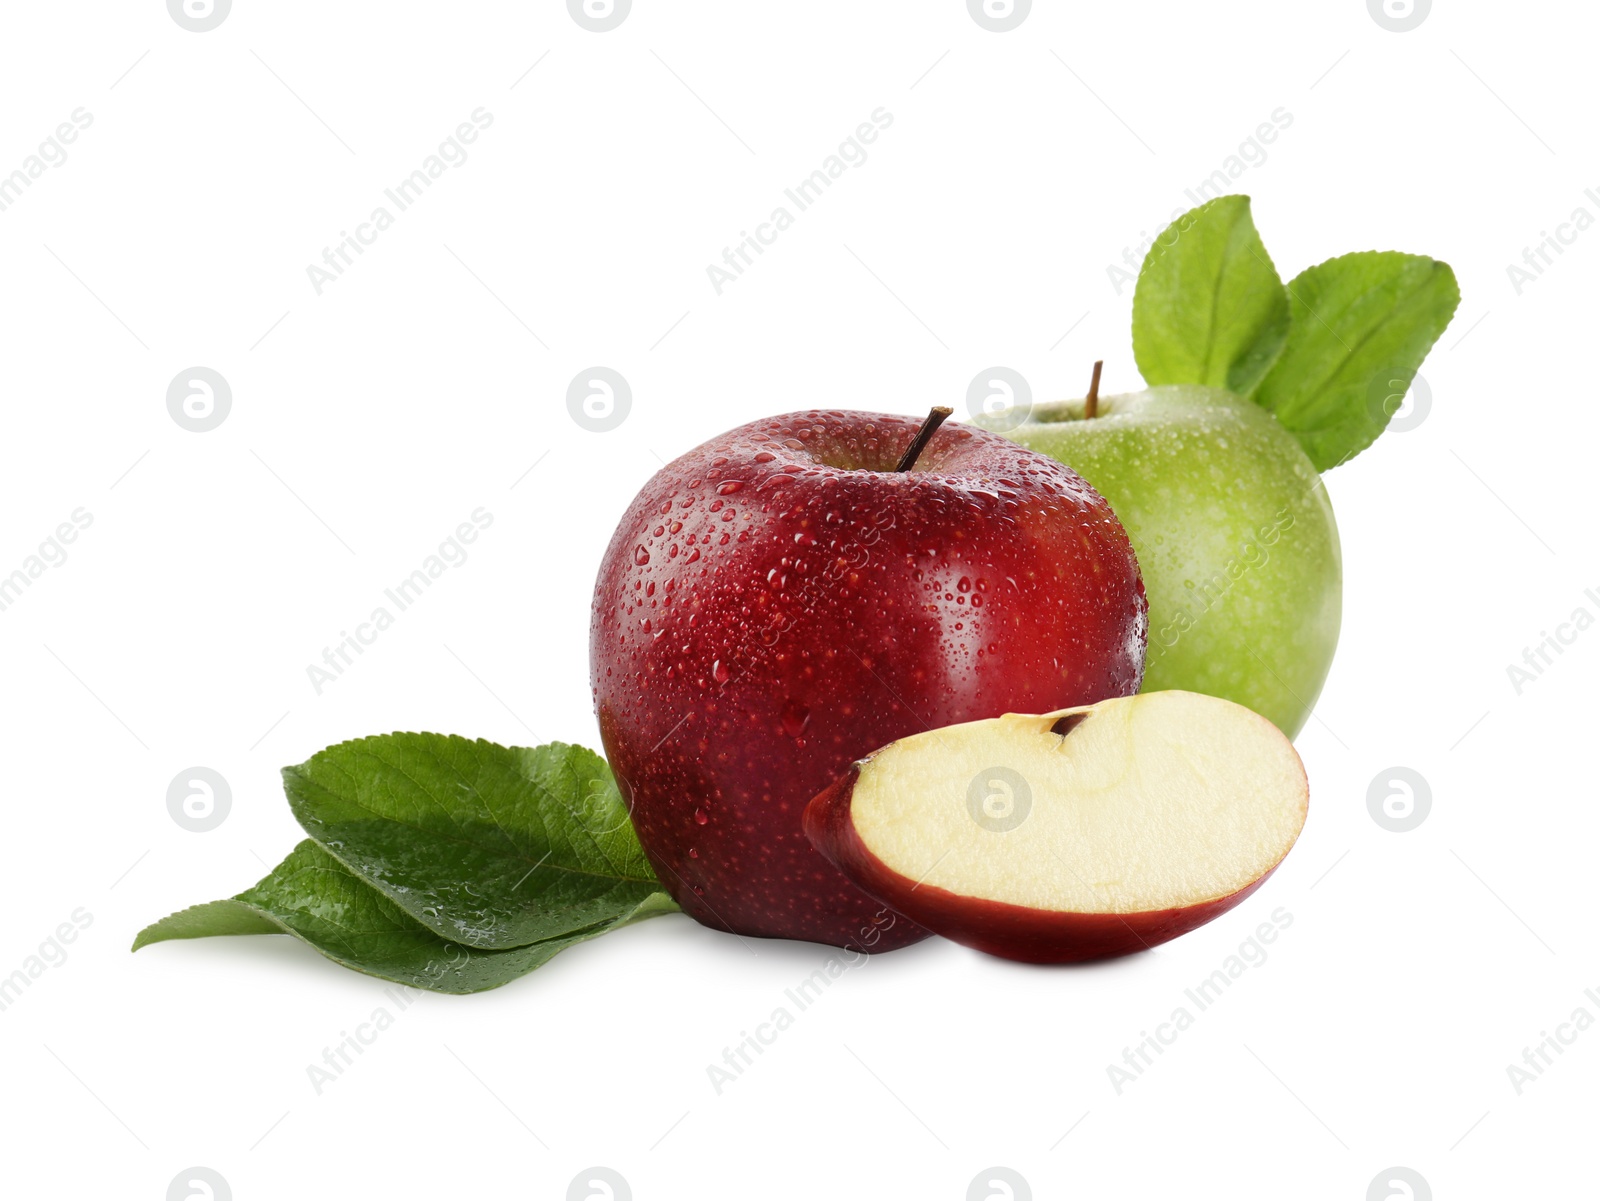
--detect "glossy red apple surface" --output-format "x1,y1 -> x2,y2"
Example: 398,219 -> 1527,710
804,691 -> 1307,962
590,410 -> 1147,950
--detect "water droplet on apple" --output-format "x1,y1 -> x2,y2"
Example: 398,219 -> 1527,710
781,700 -> 810,737
634,545 -> 651,565
693,808 -> 709,825
712,660 -> 729,684
717,480 -> 745,495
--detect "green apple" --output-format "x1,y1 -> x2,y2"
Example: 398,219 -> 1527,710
978,385 -> 1339,737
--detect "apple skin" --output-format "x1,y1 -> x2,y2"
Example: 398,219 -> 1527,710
803,764 -> 1280,965
982,386 -> 1340,738
590,410 -> 1147,952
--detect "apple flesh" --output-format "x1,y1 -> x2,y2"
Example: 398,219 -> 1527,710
803,691 -> 1307,963
979,386 -> 1340,738
591,410 -> 1147,952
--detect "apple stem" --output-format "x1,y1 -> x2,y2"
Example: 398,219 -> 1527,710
895,406 -> 954,472
1083,360 -> 1104,420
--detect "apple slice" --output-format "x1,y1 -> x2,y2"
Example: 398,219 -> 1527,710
802,691 -> 1307,964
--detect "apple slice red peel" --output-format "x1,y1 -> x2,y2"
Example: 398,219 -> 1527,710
803,691 -> 1308,964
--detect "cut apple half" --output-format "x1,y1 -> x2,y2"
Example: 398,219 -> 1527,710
802,691 -> 1308,963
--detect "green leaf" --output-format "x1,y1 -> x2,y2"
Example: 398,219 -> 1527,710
135,737 -> 682,992
1132,195 -> 1290,397
1253,251 -> 1460,470
133,841 -> 677,994
282,735 -> 669,950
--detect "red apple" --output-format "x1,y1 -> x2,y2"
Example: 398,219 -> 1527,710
590,408 -> 1147,951
803,691 -> 1308,963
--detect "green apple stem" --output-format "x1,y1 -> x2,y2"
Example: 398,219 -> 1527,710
1084,360 -> 1104,420
895,406 -> 954,472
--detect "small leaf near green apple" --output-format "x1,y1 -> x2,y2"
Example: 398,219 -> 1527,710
1131,194 -> 1290,399
1254,250 -> 1460,471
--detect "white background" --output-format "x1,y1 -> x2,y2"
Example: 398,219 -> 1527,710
0,1 -> 1591,1197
